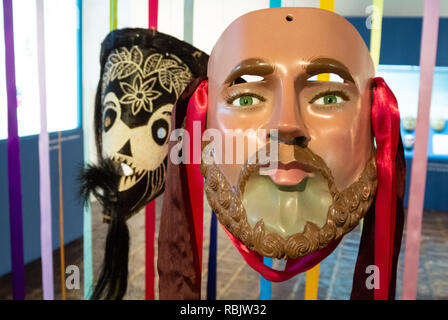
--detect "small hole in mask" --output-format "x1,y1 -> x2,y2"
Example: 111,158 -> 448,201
286,15 -> 293,22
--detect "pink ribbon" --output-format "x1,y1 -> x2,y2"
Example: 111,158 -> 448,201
36,0 -> 54,300
402,0 -> 440,300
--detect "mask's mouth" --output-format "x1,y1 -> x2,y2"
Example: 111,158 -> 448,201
112,155 -> 146,191
242,161 -> 332,239
262,161 -> 315,186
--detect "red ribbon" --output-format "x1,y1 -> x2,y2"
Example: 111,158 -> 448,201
185,80 -> 208,290
148,0 -> 158,30
371,77 -> 400,300
145,200 -> 156,300
145,0 -> 159,300
223,226 -> 340,282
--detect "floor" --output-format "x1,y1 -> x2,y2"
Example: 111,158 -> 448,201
1,195 -> 447,300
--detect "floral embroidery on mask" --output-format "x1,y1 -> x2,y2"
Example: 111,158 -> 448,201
119,74 -> 162,115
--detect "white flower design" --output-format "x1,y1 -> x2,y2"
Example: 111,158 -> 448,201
119,74 -> 162,115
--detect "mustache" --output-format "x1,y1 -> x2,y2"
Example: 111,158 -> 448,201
249,141 -> 333,180
269,134 -> 309,148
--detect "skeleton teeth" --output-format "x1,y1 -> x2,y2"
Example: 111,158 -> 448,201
121,162 -> 134,176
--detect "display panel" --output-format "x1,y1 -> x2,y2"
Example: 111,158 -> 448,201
0,0 -> 79,139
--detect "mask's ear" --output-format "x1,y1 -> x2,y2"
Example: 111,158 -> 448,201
351,77 -> 406,300
157,77 -> 208,299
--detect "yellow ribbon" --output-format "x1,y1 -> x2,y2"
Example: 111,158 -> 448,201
110,0 -> 117,31
304,0 -> 335,301
369,0 -> 384,70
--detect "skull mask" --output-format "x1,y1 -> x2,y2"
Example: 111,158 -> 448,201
81,28 -> 208,300
94,28 -> 208,217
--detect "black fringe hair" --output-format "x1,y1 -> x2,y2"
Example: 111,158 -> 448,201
79,159 -> 130,300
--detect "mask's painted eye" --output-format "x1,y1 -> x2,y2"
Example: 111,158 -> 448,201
313,94 -> 344,105
103,107 -> 117,132
232,95 -> 261,107
152,118 -> 169,146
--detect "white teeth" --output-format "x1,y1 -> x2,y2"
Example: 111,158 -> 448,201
121,162 -> 134,176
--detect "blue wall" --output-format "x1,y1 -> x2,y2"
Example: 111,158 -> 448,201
0,128 -> 84,276
347,17 -> 448,66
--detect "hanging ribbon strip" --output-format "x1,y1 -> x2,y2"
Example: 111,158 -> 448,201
369,0 -> 384,70
183,0 -> 194,44
303,0 -> 335,302
145,200 -> 156,300
78,0 -> 93,300
3,0 -> 25,301
36,0 -> 54,300
258,0 -> 282,302
402,0 -> 440,300
185,80 -> 207,298
259,257 -> 272,300
148,0 -> 158,30
57,131 -> 66,300
206,211 -> 217,300
145,0 -> 158,300
110,0 -> 117,31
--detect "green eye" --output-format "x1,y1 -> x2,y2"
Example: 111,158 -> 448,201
314,94 -> 343,105
232,95 -> 261,107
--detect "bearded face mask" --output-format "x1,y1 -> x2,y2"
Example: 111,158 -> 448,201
159,8 -> 405,300
203,8 -> 377,260
80,28 -> 208,299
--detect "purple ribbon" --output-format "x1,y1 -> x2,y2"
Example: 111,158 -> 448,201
3,0 -> 25,300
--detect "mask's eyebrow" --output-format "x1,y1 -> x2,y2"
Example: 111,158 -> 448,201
224,58 -> 274,85
304,58 -> 354,83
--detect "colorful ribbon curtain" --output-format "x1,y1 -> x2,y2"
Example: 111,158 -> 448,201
3,0 -> 26,301
303,0 -> 335,301
145,0 -> 158,301
402,0 -> 440,300
36,0 -> 54,301
258,0 -> 282,302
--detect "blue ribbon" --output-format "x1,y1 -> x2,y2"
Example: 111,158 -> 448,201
206,211 -> 217,300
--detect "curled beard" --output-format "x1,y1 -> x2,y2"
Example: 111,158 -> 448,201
200,143 -> 377,260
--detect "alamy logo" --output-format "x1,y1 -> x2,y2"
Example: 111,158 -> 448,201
365,265 -> 380,290
66,265 -> 80,290
365,5 -> 382,30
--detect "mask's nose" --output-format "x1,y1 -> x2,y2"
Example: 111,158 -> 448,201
268,75 -> 310,148
117,139 -> 133,157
